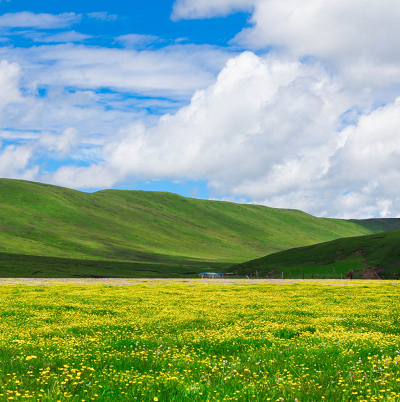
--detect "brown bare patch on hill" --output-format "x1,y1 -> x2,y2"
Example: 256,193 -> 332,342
363,266 -> 382,279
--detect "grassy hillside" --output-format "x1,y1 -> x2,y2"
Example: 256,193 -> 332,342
1,178 -> 400,277
232,229 -> 400,279
348,218 -> 400,233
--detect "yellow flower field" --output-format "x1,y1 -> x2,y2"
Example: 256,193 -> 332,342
0,279 -> 400,401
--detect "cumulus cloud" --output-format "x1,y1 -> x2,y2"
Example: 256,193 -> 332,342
0,12 -> 81,29
44,54 -> 338,198
231,0 -> 400,61
0,42 -> 235,150
0,30 -> 237,144
322,99 -> 400,217
2,1 -> 400,218
0,143 -> 38,180
0,42 -> 236,189
173,0 -> 400,88
44,51 -> 400,218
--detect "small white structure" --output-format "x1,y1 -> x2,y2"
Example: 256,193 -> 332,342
199,272 -> 224,279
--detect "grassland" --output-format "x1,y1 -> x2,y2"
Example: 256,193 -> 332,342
233,228 -> 400,279
1,280 -> 400,401
1,178 -> 400,277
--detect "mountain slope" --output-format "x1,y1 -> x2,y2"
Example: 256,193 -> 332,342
232,229 -> 400,279
0,179 -> 400,268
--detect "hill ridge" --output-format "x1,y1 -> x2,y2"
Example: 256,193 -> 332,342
232,228 -> 400,279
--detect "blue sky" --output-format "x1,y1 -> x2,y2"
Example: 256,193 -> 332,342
1,0 -> 400,218
1,0 -> 250,48
0,0 -> 252,200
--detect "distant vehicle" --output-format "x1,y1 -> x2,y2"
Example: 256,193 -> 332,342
199,272 -> 224,278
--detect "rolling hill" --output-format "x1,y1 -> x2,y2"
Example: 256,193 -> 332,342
232,229 -> 400,279
1,178 -> 400,277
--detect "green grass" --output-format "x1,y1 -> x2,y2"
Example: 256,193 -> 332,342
232,228 -> 400,279
1,178 -> 400,277
1,280 -> 400,401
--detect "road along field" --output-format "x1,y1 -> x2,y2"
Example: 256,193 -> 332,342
1,279 -> 400,401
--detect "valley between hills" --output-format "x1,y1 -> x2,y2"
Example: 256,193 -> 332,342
1,178 -> 399,278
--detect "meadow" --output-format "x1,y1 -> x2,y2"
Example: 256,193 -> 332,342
1,279 -> 400,401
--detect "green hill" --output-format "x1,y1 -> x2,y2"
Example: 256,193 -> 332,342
232,229 -> 400,279
1,178 -> 400,277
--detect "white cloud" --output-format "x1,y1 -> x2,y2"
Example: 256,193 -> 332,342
0,85 -> 150,147
39,127 -> 79,155
0,59 -> 21,110
26,31 -> 91,43
45,53 -> 342,196
0,43 -> 236,188
0,42 -> 235,155
2,2 -> 400,218
44,51 -> 400,218
0,143 -> 38,180
232,0 -> 400,62
0,43 -> 235,99
87,12 -> 117,21
174,37 -> 189,44
0,55 -> 149,157
0,12 -> 81,29
48,163 -> 120,189
0,130 -> 39,140
115,34 -> 162,48
173,0 -> 400,89
172,0 -> 252,20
